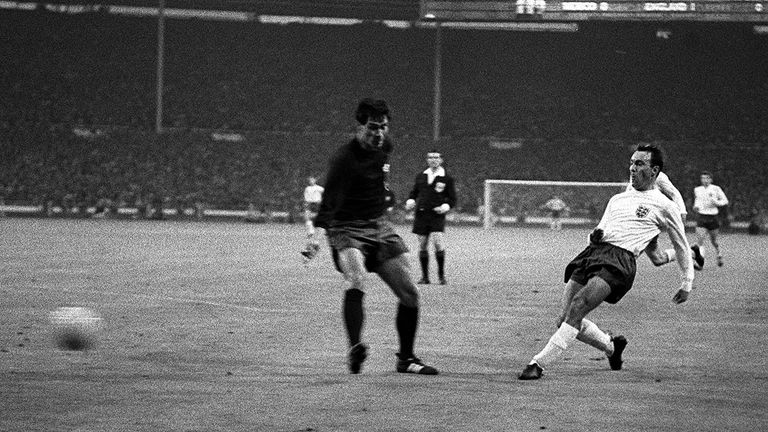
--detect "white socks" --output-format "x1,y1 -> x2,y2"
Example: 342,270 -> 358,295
532,320 -> 615,369
577,319 -> 613,355
532,323 -> 579,369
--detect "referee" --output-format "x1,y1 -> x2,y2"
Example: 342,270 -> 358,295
405,150 -> 457,285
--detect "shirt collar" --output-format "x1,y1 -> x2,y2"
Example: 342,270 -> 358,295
423,166 -> 445,177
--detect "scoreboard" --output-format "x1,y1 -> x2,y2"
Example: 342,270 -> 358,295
422,1 -> 768,22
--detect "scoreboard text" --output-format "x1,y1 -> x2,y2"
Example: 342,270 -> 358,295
423,1 -> 768,22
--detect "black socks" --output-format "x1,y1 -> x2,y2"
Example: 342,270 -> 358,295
435,249 -> 445,279
346,291 -> 420,360
419,250 -> 429,280
396,303 -> 419,359
343,288 -> 365,347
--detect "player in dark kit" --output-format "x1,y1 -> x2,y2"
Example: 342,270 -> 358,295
308,98 -> 438,375
405,150 -> 457,285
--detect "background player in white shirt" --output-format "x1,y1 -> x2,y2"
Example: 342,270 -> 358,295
301,176 -> 324,260
693,171 -> 729,267
519,143 -> 695,380
542,195 -> 569,231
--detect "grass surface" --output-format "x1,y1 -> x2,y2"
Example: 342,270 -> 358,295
1,218 -> 767,431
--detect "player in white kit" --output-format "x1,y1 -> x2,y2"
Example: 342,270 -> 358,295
301,176 -> 325,260
519,143 -> 695,380
692,171 -> 729,267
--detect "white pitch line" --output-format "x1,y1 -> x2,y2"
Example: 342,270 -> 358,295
63,287 -> 522,322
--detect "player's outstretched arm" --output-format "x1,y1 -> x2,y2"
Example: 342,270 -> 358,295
664,206 -> 694,303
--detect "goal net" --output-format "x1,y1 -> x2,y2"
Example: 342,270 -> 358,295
482,180 -> 628,229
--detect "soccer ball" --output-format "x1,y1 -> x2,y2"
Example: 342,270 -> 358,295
49,306 -> 103,351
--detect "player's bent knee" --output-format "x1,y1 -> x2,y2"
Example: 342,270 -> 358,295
397,285 -> 420,308
343,272 -> 366,291
400,294 -> 419,309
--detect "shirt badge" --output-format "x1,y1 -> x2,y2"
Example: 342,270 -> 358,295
434,182 -> 446,193
382,164 -> 390,173
636,205 -> 650,218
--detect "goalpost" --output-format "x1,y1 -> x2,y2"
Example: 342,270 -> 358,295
482,180 -> 628,229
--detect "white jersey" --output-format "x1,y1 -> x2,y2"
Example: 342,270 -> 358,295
304,184 -> 324,204
693,184 -> 728,216
627,171 -> 686,216
544,197 -> 568,212
597,188 -> 694,284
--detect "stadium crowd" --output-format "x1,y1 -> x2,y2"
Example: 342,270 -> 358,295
1,10 -> 766,223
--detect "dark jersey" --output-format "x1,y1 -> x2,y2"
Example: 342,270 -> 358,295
408,170 -> 457,212
314,138 -> 393,229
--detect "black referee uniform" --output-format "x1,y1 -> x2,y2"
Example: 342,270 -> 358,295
408,167 -> 457,283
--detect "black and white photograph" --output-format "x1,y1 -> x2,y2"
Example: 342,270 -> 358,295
1,1 -> 767,430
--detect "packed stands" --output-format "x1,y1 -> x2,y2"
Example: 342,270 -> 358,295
1,10 -> 766,221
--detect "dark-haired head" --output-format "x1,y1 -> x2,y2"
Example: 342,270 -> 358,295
355,98 -> 391,151
355,98 -> 390,125
635,143 -> 665,172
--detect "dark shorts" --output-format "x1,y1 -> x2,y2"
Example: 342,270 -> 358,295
304,202 -> 321,213
550,210 -> 562,218
327,218 -> 409,273
412,210 -> 446,235
697,214 -> 720,231
564,243 -> 637,304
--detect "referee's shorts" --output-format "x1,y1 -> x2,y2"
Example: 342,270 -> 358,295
412,210 -> 446,235
564,243 -> 637,304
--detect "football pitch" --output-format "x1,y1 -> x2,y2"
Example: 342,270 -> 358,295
1,218 -> 766,431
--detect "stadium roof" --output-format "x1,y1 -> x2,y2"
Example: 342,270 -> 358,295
6,0 -> 767,23
5,0 -> 422,20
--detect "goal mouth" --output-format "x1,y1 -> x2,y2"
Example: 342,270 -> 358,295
482,179 -> 628,229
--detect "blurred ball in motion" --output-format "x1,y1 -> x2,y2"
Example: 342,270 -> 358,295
49,306 -> 103,351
